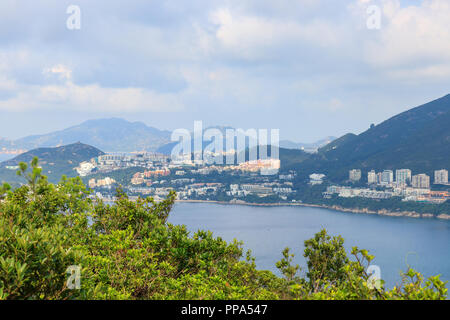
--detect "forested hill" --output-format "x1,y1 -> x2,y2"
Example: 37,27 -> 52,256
287,94 -> 450,181
0,142 -> 104,184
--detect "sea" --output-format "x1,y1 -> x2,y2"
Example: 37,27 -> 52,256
169,202 -> 450,289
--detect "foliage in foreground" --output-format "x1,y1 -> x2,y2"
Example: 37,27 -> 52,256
0,158 -> 447,300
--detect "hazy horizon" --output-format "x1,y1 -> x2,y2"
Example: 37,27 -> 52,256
0,115 -> 338,144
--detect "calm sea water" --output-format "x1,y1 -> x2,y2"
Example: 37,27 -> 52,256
169,202 -> 450,289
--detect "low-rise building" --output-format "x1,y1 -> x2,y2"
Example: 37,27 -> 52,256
131,172 -> 145,185
349,169 -> 361,182
76,161 -> 95,177
241,184 -> 273,195
309,173 -> 325,185
89,177 -> 116,188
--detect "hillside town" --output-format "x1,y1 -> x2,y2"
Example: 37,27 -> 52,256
76,152 -> 285,201
323,169 -> 449,204
75,152 -> 450,206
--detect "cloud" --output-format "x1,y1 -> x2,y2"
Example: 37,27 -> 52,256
329,98 -> 344,111
0,0 -> 448,141
207,7 -> 344,61
43,64 -> 73,82
0,64 -> 184,113
362,0 -> 450,78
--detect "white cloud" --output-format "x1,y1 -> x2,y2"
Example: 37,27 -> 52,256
43,64 -> 73,82
208,8 -> 343,60
362,0 -> 450,77
0,75 -> 184,113
387,64 -> 450,82
0,76 -> 17,92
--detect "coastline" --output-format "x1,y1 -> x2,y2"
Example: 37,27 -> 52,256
175,199 -> 450,220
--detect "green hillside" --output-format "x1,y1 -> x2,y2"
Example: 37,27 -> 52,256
286,94 -> 450,182
0,142 -> 104,184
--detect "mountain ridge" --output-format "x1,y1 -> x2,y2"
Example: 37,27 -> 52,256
289,94 -> 450,181
2,118 -> 171,153
0,142 -> 105,184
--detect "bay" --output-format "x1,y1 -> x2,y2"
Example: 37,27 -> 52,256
169,202 -> 450,289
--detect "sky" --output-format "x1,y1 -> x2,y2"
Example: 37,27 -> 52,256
0,0 -> 449,142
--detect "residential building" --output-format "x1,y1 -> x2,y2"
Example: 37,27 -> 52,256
412,174 -> 430,189
131,172 -> 145,185
241,184 -> 273,195
273,187 -> 293,194
144,168 -> 170,178
396,169 -> 412,185
88,178 -> 96,189
349,169 -> 362,182
434,169 -> 448,185
89,177 -> 116,188
279,174 -> 294,180
367,170 -> 377,184
76,161 -> 95,177
376,172 -> 383,184
309,173 -> 326,185
381,170 -> 394,185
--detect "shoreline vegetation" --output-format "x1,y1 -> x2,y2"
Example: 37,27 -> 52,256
175,199 -> 450,220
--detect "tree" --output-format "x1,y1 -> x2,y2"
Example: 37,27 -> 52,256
303,229 -> 349,292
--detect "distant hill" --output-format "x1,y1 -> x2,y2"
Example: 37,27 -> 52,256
156,126 -> 260,156
156,141 -> 178,155
280,136 -> 336,152
317,133 -> 357,154
156,126 -> 331,156
0,142 -> 104,184
279,148 -> 311,168
287,94 -> 450,181
7,118 -> 171,152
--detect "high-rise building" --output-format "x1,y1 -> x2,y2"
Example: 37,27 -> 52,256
412,174 -> 430,189
367,170 -> 377,184
396,169 -> 412,185
434,169 -> 448,185
377,172 -> 383,184
381,170 -> 394,185
349,169 -> 361,182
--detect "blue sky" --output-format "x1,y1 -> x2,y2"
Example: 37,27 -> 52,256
0,0 -> 449,142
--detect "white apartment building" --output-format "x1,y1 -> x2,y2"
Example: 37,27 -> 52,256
396,169 -> 412,185
349,169 -> 362,182
76,161 -> 95,177
434,169 -> 448,185
412,174 -> 430,189
367,170 -> 377,184
381,170 -> 394,185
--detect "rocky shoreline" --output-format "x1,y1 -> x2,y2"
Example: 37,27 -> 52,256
175,200 -> 450,220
